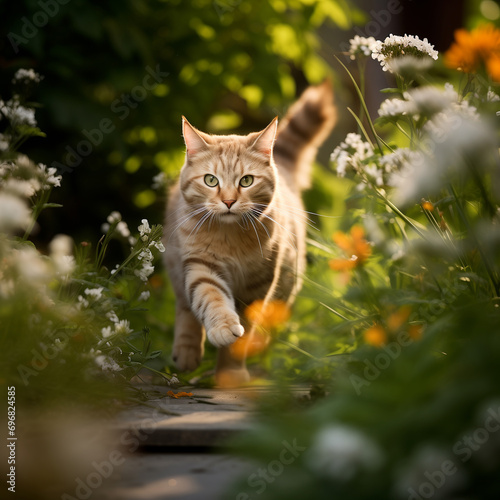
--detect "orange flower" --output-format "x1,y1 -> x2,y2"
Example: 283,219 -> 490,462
230,331 -> 270,360
445,24 -> 500,81
363,324 -> 387,347
166,390 -> 193,399
330,225 -> 371,271
421,200 -> 434,211
387,305 -> 412,332
244,300 -> 291,329
408,324 -> 424,340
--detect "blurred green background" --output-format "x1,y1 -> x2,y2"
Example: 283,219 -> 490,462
2,0 -> 491,248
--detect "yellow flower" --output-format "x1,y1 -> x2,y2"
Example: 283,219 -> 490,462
445,24 -> 500,81
244,300 -> 291,329
330,225 -> 371,271
363,324 -> 387,347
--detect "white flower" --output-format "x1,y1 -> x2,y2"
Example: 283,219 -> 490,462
95,355 -> 122,372
169,374 -> 180,385
487,88 -> 500,102
138,248 -> 153,262
348,35 -> 377,60
139,290 -> 150,301
2,178 -> 40,197
0,193 -> 31,232
0,99 -> 37,127
330,133 -> 376,186
138,219 -> 151,241
378,97 -> 417,118
385,55 -> 434,76
394,446 -> 465,499
49,234 -> 73,258
38,164 -> 62,188
12,68 -> 42,84
115,319 -> 132,335
84,287 -> 104,301
116,221 -> 130,238
149,240 -> 165,252
135,262 -> 155,282
106,310 -> 119,323
152,171 -> 167,190
306,425 -> 384,481
101,326 -> 113,338
372,34 -> 438,72
77,295 -> 89,309
107,211 -> 122,224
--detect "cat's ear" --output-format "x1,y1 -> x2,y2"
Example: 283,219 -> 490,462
251,117 -> 278,157
182,116 -> 209,157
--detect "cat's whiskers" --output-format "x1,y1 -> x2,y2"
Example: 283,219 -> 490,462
256,209 -> 299,252
246,213 -> 265,258
253,202 -> 319,231
188,209 -> 214,240
166,205 -> 208,243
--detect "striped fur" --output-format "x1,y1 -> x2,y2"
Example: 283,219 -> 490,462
164,82 -> 336,378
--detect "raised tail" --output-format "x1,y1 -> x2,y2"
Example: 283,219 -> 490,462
273,80 -> 336,191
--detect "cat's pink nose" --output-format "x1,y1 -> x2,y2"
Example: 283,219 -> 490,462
222,199 -> 236,209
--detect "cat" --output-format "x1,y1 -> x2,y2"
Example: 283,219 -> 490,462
163,81 -> 336,384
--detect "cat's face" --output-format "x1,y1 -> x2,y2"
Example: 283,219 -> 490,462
179,118 -> 278,224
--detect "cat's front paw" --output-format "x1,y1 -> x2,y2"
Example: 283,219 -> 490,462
207,322 -> 244,347
172,343 -> 203,372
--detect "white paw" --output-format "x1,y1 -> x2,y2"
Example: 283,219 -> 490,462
172,344 -> 203,372
207,323 -> 244,347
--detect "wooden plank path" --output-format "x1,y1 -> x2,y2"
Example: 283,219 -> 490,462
102,385 -> 306,500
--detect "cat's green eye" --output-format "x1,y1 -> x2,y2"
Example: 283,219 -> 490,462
204,174 -> 219,187
239,175 -> 254,187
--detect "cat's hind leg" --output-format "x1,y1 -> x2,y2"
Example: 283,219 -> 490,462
172,303 -> 205,372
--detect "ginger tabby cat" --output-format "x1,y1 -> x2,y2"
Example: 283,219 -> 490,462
164,81 -> 336,385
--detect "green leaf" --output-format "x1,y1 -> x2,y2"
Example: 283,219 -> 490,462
380,88 -> 400,94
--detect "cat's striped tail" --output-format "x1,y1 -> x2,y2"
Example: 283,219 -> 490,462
273,80 -> 336,191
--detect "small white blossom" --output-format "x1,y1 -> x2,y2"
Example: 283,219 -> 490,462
139,290 -> 150,301
0,99 -> 37,127
107,211 -> 122,224
106,310 -> 119,323
487,88 -> 500,102
2,178 -> 40,197
149,240 -> 165,252
372,34 -> 438,72
169,374 -> 180,385
152,171 -> 167,190
135,262 -> 155,282
84,287 -> 104,301
114,319 -> 132,335
306,425 -> 384,481
12,68 -> 42,84
116,221 -> 130,238
95,354 -> 122,372
101,326 -> 113,339
378,97 -> 417,118
348,35 -> 377,60
138,248 -> 153,262
0,193 -> 31,232
138,219 -> 151,241
38,164 -> 62,188
77,295 -> 89,309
